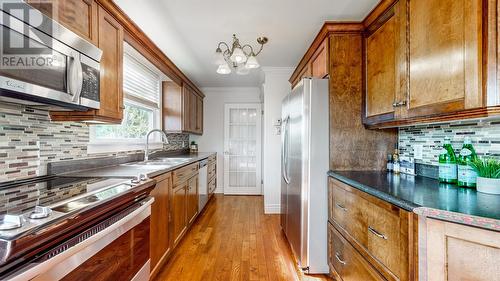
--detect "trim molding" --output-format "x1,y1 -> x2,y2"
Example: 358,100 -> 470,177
264,204 -> 281,214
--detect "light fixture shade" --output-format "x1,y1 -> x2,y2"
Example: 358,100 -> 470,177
236,66 -> 250,75
214,49 -> 225,65
216,63 -> 231,75
245,55 -> 260,69
230,47 -> 246,63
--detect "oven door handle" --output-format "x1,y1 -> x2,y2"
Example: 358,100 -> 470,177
68,53 -> 84,103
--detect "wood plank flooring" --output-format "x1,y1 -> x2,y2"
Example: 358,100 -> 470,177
154,195 -> 332,281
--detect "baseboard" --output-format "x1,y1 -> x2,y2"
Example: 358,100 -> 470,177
264,204 -> 281,214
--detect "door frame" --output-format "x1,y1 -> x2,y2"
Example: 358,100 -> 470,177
223,103 -> 262,195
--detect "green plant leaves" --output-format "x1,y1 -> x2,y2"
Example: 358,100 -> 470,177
469,157 -> 500,179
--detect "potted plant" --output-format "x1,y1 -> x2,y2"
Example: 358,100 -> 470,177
469,157 -> 500,194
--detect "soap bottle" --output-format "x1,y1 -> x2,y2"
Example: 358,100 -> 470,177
457,137 -> 478,188
393,149 -> 400,174
438,137 -> 458,184
386,154 -> 393,172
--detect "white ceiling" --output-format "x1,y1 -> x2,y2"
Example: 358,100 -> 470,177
114,0 -> 380,88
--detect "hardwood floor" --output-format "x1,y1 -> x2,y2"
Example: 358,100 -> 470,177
154,195 -> 332,281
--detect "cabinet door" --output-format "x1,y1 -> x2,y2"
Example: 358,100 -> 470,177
150,175 -> 171,276
182,86 -> 192,132
172,183 -> 187,246
95,6 -> 124,122
365,1 -> 405,123
195,96 -> 203,134
311,39 -> 328,78
27,0 -> 98,44
187,174 -> 199,224
407,0 -> 483,118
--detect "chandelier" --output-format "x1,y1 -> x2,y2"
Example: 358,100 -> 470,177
214,34 -> 268,75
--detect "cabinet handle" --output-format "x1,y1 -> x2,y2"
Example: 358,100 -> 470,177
368,226 -> 388,240
335,252 -> 346,265
392,100 -> 407,107
335,203 -> 347,212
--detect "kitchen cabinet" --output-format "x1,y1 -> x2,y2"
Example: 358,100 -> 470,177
163,82 -> 204,135
310,39 -> 329,79
364,0 -> 405,124
420,218 -> 500,281
150,172 -> 172,279
171,182 -> 187,246
26,0 -> 98,44
187,174 -> 199,224
328,177 -> 417,281
50,4 -> 124,123
363,0 -> 498,128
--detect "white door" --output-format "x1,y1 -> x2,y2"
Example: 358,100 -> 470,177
224,103 -> 262,195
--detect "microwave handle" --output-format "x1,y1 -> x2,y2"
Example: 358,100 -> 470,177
68,53 -> 84,103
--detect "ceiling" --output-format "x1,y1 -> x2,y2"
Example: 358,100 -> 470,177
114,0 -> 380,88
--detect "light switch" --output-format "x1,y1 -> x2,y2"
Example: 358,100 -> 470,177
414,144 -> 423,160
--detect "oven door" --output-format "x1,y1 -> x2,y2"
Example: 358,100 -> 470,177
6,197 -> 153,281
0,7 -> 99,110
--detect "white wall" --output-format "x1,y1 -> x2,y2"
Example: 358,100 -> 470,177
191,87 -> 262,193
261,67 -> 294,214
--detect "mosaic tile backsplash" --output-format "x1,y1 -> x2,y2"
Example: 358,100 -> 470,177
399,120 -> 500,166
0,102 -> 189,182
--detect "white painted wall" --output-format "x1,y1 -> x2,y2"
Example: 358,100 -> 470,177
191,87 -> 262,193
261,67 -> 294,214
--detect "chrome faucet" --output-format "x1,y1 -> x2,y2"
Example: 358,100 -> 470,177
145,129 -> 169,161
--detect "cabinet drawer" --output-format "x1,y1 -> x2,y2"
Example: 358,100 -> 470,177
328,223 -> 385,281
329,178 -> 347,228
173,163 -> 198,186
208,154 -> 216,164
208,163 -> 216,180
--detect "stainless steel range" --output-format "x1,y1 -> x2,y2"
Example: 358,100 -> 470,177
0,175 -> 155,280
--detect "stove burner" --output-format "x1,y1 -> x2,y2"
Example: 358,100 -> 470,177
0,215 -> 23,230
29,206 -> 52,219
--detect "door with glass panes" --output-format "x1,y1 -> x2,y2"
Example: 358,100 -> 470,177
223,104 -> 262,195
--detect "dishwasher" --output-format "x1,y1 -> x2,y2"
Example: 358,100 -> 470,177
198,159 -> 209,212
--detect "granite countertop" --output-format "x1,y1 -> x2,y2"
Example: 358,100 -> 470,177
328,170 -> 500,231
64,152 -> 216,179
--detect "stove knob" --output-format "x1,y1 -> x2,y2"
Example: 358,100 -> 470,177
139,173 -> 148,182
131,176 -> 141,184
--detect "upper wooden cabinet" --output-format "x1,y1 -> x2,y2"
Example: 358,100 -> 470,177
50,4 -> 124,123
163,82 -> 204,135
364,1 -> 406,124
290,38 -> 329,88
363,0 -> 499,128
26,0 -> 98,44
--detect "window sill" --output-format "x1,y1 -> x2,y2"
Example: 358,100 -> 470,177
87,141 -> 163,155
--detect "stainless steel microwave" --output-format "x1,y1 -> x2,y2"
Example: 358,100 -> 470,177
0,2 -> 102,111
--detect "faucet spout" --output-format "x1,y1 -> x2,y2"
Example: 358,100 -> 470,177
145,129 -> 169,161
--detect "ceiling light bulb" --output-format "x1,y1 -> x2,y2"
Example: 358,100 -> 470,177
245,55 -> 260,69
230,47 -> 246,63
214,48 -> 225,65
217,63 -> 231,75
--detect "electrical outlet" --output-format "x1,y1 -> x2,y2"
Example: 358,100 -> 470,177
414,144 -> 423,160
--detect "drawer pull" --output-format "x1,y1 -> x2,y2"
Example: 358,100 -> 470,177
368,226 -> 388,240
335,203 -> 347,212
335,252 -> 346,265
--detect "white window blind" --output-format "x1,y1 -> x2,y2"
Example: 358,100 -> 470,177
123,52 -> 161,106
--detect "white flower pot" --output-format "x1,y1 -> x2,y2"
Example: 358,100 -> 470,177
476,177 -> 500,195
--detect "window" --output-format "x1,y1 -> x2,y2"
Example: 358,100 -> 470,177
89,43 -> 164,153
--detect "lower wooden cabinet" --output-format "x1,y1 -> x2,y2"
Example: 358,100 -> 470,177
420,217 -> 500,281
187,174 -> 199,224
172,182 -> 188,246
150,173 -> 172,278
328,223 -> 385,281
328,177 -> 418,281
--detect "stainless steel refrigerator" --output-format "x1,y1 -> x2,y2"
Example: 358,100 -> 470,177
281,78 -> 329,274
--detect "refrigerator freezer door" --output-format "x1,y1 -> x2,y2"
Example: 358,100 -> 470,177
280,95 -> 290,233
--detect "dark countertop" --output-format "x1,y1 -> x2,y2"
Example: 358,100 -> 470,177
328,170 -> 500,231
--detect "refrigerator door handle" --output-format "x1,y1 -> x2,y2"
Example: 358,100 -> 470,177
282,116 -> 291,184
